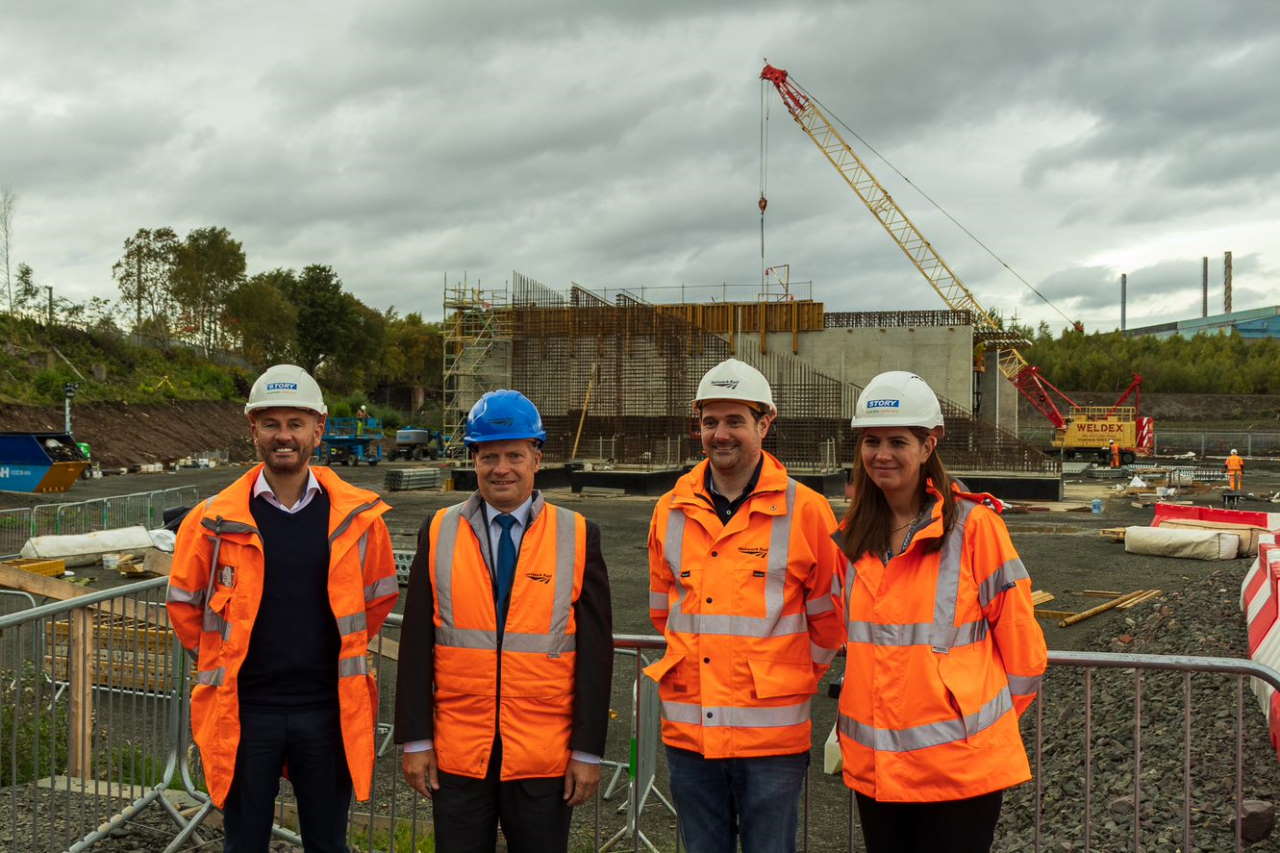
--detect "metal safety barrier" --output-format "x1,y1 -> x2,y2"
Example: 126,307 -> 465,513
5,592 -> 1280,852
0,486 -> 199,560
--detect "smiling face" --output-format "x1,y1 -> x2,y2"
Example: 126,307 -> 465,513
699,399 -> 773,478
859,427 -> 936,497
473,439 -> 541,511
249,407 -> 325,475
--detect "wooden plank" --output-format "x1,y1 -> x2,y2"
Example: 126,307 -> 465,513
1118,589 -> 1162,610
0,562 -> 168,627
67,609 -> 94,778
1059,591 -> 1145,627
1030,590 -> 1055,606
1082,589 -> 1125,598
1034,609 -> 1076,619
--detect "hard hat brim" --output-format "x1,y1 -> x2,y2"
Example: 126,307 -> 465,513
464,431 -> 547,447
244,402 -> 328,416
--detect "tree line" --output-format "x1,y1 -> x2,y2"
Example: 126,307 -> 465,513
1020,324 -> 1280,395
11,224 -> 442,403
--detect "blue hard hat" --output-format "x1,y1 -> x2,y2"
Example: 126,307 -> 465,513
464,390 -> 547,447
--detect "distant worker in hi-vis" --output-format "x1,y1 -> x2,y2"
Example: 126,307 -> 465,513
167,364 -> 399,853
1108,439 -> 1121,469
646,358 -> 844,853
1226,449 -> 1245,491
834,370 -> 1047,853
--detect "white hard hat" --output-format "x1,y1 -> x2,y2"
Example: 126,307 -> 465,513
1232,448 -> 1239,454
694,358 -> 775,413
851,371 -> 943,430
244,364 -> 327,416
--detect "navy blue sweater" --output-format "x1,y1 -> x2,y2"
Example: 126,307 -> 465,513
240,490 -> 339,710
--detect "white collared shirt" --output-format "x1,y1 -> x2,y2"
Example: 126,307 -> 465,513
252,467 -> 323,514
483,495 -> 532,562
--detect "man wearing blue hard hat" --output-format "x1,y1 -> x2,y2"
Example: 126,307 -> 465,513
394,389 -> 613,853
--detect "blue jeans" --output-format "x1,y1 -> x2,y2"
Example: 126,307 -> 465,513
665,746 -> 809,853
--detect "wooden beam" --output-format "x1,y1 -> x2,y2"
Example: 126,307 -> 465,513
67,608 -> 94,778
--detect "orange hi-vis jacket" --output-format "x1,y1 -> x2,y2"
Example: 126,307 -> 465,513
166,464 -> 398,808
836,481 -> 1047,802
1227,454 -> 1245,473
645,452 -> 844,758
428,493 -> 587,779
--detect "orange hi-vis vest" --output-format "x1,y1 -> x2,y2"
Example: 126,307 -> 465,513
166,464 -> 398,808
1227,454 -> 1245,472
428,492 -> 587,779
645,452 -> 845,758
836,481 -> 1047,803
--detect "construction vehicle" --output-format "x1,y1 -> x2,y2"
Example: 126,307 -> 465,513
393,427 -> 445,461
316,417 -> 383,466
760,63 -> 1154,461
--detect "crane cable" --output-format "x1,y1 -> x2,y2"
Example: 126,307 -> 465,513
759,79 -> 770,292
792,76 -> 1078,330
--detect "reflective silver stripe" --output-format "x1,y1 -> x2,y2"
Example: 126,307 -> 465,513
663,479 -> 800,639
548,506 -> 578,637
848,619 -> 987,647
649,591 -> 670,611
166,584 -> 206,608
437,626 -> 576,655
805,596 -> 834,616
930,499 -> 978,654
1007,673 -> 1042,696
196,667 -> 225,686
358,531 -> 369,568
338,656 -> 368,677
336,612 -> 367,636
202,607 -> 226,635
330,500 -> 382,544
667,611 -> 807,637
811,641 -> 837,666
365,575 -> 398,602
837,687 -> 1013,752
201,517 -> 259,536
203,535 -> 223,607
662,698 -> 811,728
978,558 -> 1030,609
433,504 -> 467,627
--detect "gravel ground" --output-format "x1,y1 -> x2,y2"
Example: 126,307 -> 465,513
8,460 -> 1280,851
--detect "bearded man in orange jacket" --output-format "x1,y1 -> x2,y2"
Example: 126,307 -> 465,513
646,359 -> 844,853
167,365 -> 399,853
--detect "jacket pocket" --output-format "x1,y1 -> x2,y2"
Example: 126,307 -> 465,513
936,653 -> 994,740
747,657 -> 817,700
642,653 -> 686,692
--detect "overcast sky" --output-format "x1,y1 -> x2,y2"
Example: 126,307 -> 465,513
2,0 -> 1277,332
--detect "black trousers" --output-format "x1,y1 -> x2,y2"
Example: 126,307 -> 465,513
222,705 -> 352,853
855,789 -> 1004,853
432,739 -> 572,853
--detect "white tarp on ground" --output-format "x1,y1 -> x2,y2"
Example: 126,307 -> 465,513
20,526 -> 159,567
1125,525 -> 1241,560
1157,518 -> 1268,557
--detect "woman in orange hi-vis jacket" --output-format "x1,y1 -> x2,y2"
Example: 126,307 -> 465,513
834,371 -> 1047,853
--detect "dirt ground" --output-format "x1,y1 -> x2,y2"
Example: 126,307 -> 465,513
0,400 -> 255,468
11,457 -> 1280,850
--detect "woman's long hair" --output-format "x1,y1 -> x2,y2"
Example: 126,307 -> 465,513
838,427 -> 956,561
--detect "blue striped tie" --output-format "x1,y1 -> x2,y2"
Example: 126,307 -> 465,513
494,514 -> 517,627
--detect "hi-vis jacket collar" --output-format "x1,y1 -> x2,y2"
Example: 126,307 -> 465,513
451,490 -> 545,571
198,463 -> 387,547
836,479 -> 1004,550
671,452 -> 790,518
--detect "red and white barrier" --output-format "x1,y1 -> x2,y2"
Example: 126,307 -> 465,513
1154,503 -> 1280,531
1240,534 -> 1280,759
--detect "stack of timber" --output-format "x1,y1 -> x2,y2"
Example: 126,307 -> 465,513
1034,588 -> 1163,627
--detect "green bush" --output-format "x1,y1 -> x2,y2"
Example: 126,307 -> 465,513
0,666 -> 70,786
349,822 -> 435,853
31,368 -> 75,403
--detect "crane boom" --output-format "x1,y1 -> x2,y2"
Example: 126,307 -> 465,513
760,64 -> 1029,387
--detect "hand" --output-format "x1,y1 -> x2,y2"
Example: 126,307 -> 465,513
563,758 -> 601,807
402,749 -> 439,799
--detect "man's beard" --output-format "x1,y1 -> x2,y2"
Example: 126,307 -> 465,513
259,441 -> 310,473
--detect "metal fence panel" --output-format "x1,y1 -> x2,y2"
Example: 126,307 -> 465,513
3,486 -> 203,559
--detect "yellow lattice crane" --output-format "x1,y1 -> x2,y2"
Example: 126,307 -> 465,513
760,63 -> 1153,460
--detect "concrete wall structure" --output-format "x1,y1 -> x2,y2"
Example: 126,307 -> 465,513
724,323 -> 974,413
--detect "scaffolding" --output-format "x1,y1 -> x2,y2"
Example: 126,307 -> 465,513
441,276 -> 513,454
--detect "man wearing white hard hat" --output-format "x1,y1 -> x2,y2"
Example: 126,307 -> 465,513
645,358 -> 844,853
167,364 -> 399,852
1226,448 -> 1245,491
